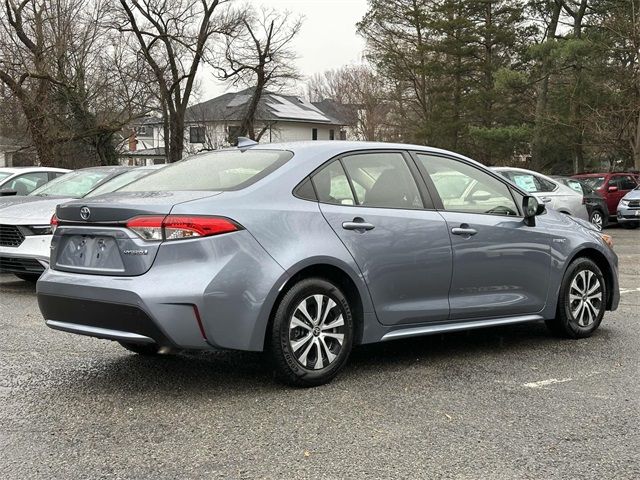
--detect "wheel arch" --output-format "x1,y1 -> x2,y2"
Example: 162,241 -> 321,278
566,247 -> 616,310
262,261 -> 370,350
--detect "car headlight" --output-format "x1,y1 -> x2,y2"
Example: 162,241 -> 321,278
599,233 -> 614,249
619,199 -> 630,207
26,225 -> 53,235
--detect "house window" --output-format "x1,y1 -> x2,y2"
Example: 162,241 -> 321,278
134,126 -> 147,135
189,126 -> 206,144
312,128 -> 318,141
329,129 -> 335,141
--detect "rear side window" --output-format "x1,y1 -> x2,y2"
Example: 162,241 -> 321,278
619,175 -> 637,190
341,153 -> 424,209
121,149 -> 293,192
312,161 -> 355,205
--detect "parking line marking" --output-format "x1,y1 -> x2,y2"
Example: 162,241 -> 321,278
620,287 -> 640,295
523,378 -> 572,389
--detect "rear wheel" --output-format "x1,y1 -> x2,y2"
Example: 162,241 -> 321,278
269,278 -> 353,387
119,342 -> 161,356
545,258 -> 606,339
14,273 -> 40,283
589,210 -> 605,231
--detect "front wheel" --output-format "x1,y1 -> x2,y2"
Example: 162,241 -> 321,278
545,258 -> 606,339
269,278 -> 354,387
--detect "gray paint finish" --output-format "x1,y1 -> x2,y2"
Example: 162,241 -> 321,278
36,141 -> 619,352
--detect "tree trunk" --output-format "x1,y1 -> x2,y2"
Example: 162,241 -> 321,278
531,1 -> 561,171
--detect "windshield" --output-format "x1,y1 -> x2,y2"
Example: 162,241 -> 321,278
120,149 -> 293,192
0,172 -> 13,182
85,168 -> 157,197
30,170 -> 112,198
581,176 -> 606,190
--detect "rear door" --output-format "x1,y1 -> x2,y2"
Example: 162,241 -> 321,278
415,154 -> 552,320
315,151 -> 452,326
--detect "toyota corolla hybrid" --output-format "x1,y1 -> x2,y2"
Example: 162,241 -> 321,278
37,141 -> 619,387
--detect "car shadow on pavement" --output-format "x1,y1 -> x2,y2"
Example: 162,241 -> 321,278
0,275 -> 37,294
43,320 -> 591,398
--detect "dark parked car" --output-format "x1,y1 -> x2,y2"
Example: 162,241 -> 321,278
37,141 -> 620,387
553,177 -> 609,231
572,172 -> 639,219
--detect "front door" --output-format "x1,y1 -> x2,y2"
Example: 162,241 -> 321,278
312,151 -> 452,326
414,153 -> 552,320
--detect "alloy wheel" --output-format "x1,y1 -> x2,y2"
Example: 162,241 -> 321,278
568,270 -> 603,327
590,212 -> 603,231
288,294 -> 345,370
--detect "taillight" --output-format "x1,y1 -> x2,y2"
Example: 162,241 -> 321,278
50,214 -> 59,233
126,215 -> 239,241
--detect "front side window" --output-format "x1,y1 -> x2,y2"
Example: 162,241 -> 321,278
311,160 -> 355,205
418,155 -> 519,216
121,149 -> 292,192
341,153 -> 424,209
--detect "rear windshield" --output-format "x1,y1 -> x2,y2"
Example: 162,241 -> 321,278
30,170 -> 112,198
85,168 -> 158,197
120,149 -> 293,192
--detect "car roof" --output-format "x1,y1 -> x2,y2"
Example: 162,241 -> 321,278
0,166 -> 70,174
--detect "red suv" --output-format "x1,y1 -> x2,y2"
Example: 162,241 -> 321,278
572,172 -> 640,218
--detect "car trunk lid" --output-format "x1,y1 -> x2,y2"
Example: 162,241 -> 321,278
51,191 -> 223,276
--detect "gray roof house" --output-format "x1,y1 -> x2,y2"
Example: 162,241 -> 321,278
121,89 -> 356,164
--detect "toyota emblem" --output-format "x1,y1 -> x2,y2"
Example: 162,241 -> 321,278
80,206 -> 91,221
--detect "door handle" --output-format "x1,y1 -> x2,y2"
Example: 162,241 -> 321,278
451,226 -> 477,236
342,217 -> 375,231
541,197 -> 552,203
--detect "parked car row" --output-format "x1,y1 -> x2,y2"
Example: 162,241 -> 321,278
0,165 -> 163,281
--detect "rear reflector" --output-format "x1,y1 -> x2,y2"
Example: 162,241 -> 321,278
126,215 -> 239,241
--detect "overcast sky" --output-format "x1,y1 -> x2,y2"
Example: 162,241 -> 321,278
198,0 -> 369,99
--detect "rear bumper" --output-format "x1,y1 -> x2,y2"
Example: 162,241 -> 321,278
39,295 -> 173,345
37,230 -> 287,351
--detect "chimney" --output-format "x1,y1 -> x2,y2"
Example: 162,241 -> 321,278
128,130 -> 137,151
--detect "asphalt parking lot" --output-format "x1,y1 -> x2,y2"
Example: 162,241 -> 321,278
1,228 -> 639,479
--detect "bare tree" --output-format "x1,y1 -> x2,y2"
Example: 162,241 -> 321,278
115,0 -> 239,162
0,0 -> 148,167
307,64 -> 392,141
215,7 -> 301,141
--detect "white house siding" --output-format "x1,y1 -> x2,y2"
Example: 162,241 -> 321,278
125,120 -> 345,162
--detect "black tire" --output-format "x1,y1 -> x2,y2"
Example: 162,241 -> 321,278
545,258 -> 607,339
269,277 -> 354,387
589,209 -> 605,231
119,342 -> 161,356
14,273 -> 40,283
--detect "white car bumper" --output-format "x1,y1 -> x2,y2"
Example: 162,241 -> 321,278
0,234 -> 52,274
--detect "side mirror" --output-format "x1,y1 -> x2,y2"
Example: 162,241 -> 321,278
523,195 -> 544,226
608,185 -> 618,192
0,189 -> 17,196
